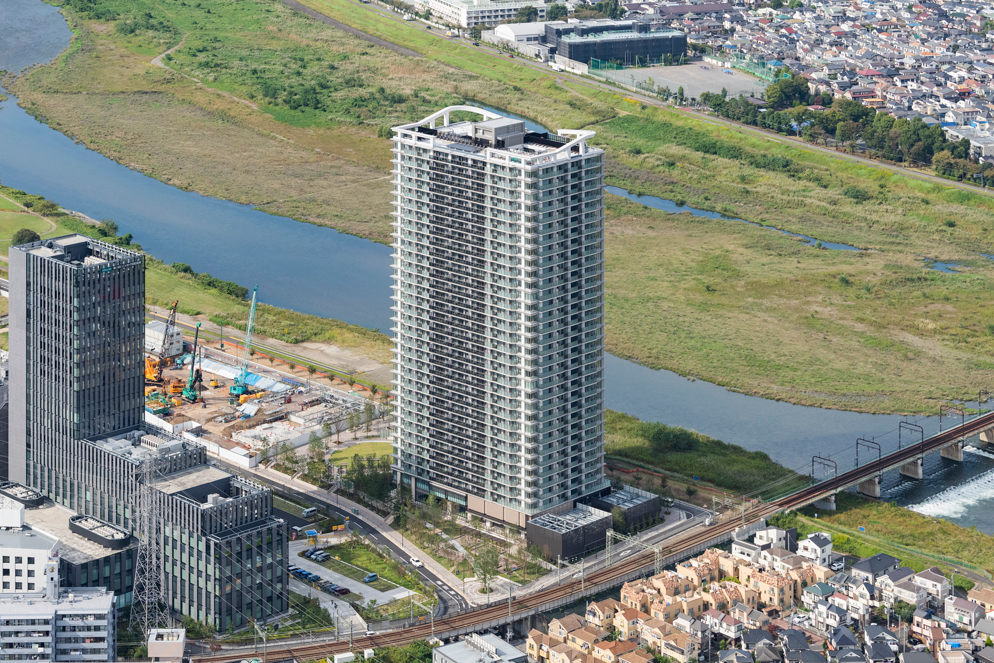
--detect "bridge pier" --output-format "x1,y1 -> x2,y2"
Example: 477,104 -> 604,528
941,441 -> 964,462
856,475 -> 881,499
900,458 -> 924,480
813,494 -> 836,511
980,427 -> 994,447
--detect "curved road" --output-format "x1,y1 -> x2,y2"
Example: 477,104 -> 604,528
214,456 -> 471,617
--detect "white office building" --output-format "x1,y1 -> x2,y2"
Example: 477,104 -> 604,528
0,498 -> 116,661
0,496 -> 60,596
416,0 -> 548,27
390,106 -> 608,529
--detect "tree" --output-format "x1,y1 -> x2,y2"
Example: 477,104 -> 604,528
97,219 -> 119,236
547,3 -> 568,20
308,431 -> 326,464
11,228 -> 40,246
475,545 -> 501,594
677,86 -> 685,103
364,402 -> 375,432
892,600 -> 915,623
611,506 -> 627,533
287,361 -> 296,372
268,356 -> 275,366
34,200 -> 60,216
307,365 -> 317,380
515,5 -> 538,21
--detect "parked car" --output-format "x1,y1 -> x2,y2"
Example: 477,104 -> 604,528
831,561 -> 844,571
334,587 -> 351,596
410,557 -> 423,568
363,573 -> 378,583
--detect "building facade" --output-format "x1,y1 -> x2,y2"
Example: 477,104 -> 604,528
416,0 -> 547,27
0,587 -> 116,662
7,236 -> 288,630
391,107 -> 608,528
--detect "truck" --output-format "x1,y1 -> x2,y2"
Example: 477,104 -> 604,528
549,62 -> 563,72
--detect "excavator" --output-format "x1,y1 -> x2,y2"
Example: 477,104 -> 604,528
182,323 -> 204,402
145,300 -> 179,385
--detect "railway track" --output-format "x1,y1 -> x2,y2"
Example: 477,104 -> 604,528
193,411 -> 994,663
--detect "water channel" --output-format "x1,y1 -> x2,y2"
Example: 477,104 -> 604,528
4,2 -> 994,531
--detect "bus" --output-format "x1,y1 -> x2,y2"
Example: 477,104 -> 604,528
301,507 -> 318,519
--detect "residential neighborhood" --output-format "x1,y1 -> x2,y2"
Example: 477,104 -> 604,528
528,524 -> 994,663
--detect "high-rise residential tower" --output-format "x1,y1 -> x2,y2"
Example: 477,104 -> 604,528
390,107 -> 609,527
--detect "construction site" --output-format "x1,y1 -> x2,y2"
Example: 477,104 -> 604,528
143,289 -> 376,469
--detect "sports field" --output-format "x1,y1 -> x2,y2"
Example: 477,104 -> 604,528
595,63 -> 765,99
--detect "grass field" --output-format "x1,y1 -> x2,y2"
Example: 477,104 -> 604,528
0,211 -> 51,239
0,197 -> 24,212
329,441 -> 392,463
604,195 -> 994,413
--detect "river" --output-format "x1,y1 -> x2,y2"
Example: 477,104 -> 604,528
3,0 -> 994,531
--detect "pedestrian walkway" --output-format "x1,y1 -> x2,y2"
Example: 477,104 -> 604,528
289,578 -> 367,634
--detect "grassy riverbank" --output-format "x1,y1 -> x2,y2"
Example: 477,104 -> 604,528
605,410 -> 806,498
15,0 -> 994,412
773,495 -> 994,590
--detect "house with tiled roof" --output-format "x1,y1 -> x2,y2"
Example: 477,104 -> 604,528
639,618 -> 673,651
549,615 -> 586,644
660,631 -> 701,663
592,640 -> 639,663
613,608 -> 644,641
528,630 -> 553,663
550,643 -> 588,663
587,599 -> 623,630
567,626 -> 609,655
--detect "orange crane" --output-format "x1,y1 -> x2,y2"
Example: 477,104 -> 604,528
145,300 -> 178,384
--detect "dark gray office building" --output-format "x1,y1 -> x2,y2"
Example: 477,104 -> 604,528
7,236 -> 288,630
544,19 -> 687,65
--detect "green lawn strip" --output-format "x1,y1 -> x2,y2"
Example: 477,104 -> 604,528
0,196 -> 26,212
328,442 -> 393,463
317,543 -> 415,589
275,496 -> 308,517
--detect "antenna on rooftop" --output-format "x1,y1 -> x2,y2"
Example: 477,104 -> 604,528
130,456 -> 167,637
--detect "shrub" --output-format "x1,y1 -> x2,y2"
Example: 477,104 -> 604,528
11,229 -> 40,246
843,186 -> 870,202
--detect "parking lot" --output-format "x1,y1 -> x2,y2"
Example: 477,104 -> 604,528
594,63 -> 767,100
290,542 -> 415,606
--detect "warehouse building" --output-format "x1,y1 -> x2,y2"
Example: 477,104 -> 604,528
526,503 -> 612,561
588,485 -> 660,533
544,19 -> 686,65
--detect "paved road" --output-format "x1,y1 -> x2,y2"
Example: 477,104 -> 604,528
297,0 -> 994,202
215,457 -> 471,617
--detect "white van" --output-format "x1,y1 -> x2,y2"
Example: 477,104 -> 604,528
301,507 -> 318,519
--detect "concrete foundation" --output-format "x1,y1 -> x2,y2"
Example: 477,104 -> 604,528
900,458 -> 924,480
813,494 -> 836,511
981,428 -> 994,446
941,441 -> 964,462
856,475 -> 881,499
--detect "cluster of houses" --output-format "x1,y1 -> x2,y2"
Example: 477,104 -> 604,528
607,0 -> 994,160
526,525 -> 994,663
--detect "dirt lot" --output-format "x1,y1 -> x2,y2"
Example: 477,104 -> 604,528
595,63 -> 766,100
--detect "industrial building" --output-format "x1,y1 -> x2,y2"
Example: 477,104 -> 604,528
434,633 -> 526,663
414,0 -> 547,27
7,236 -> 289,631
587,484 -> 660,532
390,107 -> 609,530
525,503 -> 612,560
545,19 -> 687,66
145,319 -> 184,358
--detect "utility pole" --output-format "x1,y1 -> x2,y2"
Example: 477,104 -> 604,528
558,555 -> 561,585
251,620 -> 268,663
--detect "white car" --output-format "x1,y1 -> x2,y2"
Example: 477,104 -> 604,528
410,557 -> 424,567
830,561 -> 844,571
